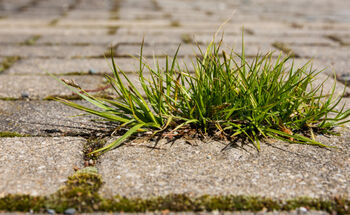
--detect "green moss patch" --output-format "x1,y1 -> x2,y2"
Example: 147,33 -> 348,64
46,170 -> 103,212
0,169 -> 349,214
0,131 -> 30,137
0,195 -> 46,212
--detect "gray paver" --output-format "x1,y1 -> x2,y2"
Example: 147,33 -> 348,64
0,27 -> 108,35
116,43 -> 279,58
57,19 -> 170,28
0,100 -> 113,136
0,34 -> 31,44
98,134 -> 350,199
37,35 -> 119,46
6,57 -> 194,75
0,45 -> 107,58
0,137 -> 84,197
290,45 -> 350,60
0,75 -> 107,99
7,58 -> 112,75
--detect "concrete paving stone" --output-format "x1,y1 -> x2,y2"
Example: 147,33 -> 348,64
119,11 -> 171,20
0,137 -> 84,196
0,45 -> 107,58
98,133 -> 350,199
116,27 -> 242,36
0,75 -> 107,99
57,19 -> 170,28
64,11 -> 111,20
302,22 -> 350,31
0,100 -> 114,136
75,0 -> 111,10
193,35 -> 337,47
289,45 -> 350,60
36,34 -> 181,46
0,18 -> 50,26
114,34 -> 183,45
0,34 -> 31,44
177,22 -> 290,32
36,0 -> 74,8
36,35 -> 118,46
327,33 -> 350,45
250,28 -> 350,38
0,27 -> 108,35
0,0 -> 32,11
8,13 -> 60,21
116,43 -> 279,58
7,58 -> 112,75
5,57 -> 194,75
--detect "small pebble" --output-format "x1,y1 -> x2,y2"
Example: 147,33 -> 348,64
46,209 -> 56,214
297,207 -> 308,214
64,208 -> 76,215
88,68 -> 97,74
21,92 -> 29,98
207,155 -> 211,159
89,159 -> 94,165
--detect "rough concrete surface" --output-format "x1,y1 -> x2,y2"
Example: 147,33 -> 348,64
98,134 -> 350,199
0,100 -> 114,136
0,75 -> 107,99
0,137 -> 84,197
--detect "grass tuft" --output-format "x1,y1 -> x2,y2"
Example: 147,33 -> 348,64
54,35 -> 350,154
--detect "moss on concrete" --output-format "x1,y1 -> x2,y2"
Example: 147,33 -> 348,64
0,97 -> 20,101
0,195 -> 46,212
0,131 -> 30,137
0,169 -> 349,214
46,170 -> 103,212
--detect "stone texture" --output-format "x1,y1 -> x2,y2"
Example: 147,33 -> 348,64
0,34 -> 31,44
98,134 -> 350,199
0,137 -> 84,196
116,43 -> 279,58
0,45 -> 107,58
0,27 -> 108,35
290,45 -> 350,60
0,75 -> 107,99
7,58 -> 112,75
0,100 -> 114,136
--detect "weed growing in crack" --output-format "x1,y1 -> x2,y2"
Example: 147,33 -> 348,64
53,34 -> 350,154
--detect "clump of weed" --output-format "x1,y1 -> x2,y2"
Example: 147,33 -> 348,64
54,33 -> 350,154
